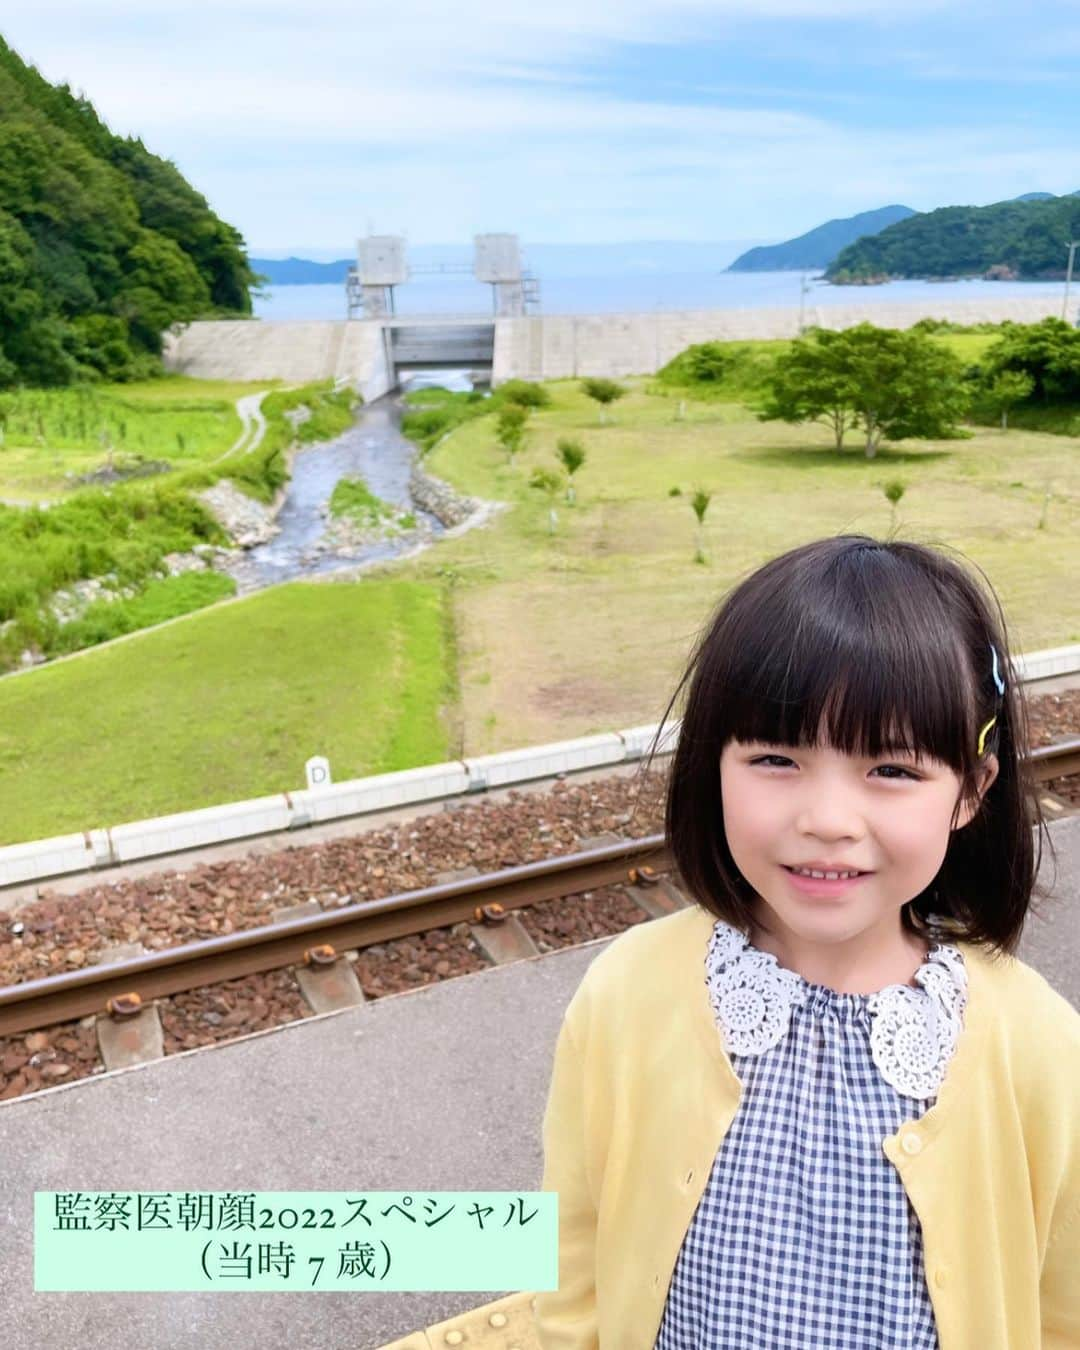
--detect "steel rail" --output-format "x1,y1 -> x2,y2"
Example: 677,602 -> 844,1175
0,835 -> 671,1037
1,737 -> 1077,1039
1035,735 -> 1080,779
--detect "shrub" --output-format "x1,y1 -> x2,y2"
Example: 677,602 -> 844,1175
495,379 -> 550,409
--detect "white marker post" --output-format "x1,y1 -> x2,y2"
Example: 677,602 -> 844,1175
305,756 -> 332,789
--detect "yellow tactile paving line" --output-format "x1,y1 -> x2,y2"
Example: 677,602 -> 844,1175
377,1291 -> 540,1349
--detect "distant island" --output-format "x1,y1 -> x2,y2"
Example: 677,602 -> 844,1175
726,205 -> 916,273
252,257 -> 352,285
827,192 -> 1080,283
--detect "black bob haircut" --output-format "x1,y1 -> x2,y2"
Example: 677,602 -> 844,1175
642,534 -> 1057,959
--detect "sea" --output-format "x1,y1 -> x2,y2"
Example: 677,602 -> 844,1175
251,271 -> 1074,322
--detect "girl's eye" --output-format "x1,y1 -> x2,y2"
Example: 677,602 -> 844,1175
749,755 -> 920,781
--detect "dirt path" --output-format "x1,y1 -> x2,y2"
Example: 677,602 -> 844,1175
216,391 -> 270,462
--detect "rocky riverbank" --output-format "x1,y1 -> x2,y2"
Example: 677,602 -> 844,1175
9,398 -> 506,667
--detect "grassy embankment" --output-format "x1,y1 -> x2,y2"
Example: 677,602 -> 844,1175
0,376 -> 357,668
0,580 -> 453,847
1,332 -> 1076,846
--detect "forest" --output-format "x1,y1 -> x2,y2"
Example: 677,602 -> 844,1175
0,35 -> 257,387
827,193 -> 1080,283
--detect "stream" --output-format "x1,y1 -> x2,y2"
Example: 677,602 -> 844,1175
217,371 -> 476,594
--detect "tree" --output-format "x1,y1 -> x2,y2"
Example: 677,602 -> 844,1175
760,323 -> 970,458
556,437 -> 586,503
838,325 -> 969,456
981,318 -> 1080,404
580,377 -> 626,424
757,328 -> 859,450
883,479 -> 905,533
690,486 -> 711,565
529,466 -> 564,534
985,370 -> 1035,429
495,404 -> 529,466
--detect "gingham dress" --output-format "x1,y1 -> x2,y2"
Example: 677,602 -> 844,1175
654,916 -> 968,1350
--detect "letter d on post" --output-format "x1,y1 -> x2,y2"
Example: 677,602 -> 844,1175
305,755 -> 331,789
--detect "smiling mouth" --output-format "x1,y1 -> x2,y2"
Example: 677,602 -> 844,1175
781,865 -> 873,879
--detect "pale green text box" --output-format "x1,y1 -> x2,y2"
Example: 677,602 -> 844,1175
35,1191 -> 558,1291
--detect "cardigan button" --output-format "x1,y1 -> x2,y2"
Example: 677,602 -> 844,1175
901,1132 -> 923,1155
934,1267 -> 949,1288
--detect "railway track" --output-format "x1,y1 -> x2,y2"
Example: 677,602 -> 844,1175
1,737 -> 1077,1059
0,834 -> 673,1038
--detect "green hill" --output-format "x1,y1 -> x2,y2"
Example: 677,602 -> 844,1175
827,193 -> 1080,283
726,205 -> 916,272
0,35 -> 258,387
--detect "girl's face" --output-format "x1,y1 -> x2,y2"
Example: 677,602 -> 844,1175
718,732 -> 998,983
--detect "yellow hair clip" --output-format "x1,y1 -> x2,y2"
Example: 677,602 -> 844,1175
978,643 -> 1007,756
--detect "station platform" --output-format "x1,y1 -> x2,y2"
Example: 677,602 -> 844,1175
1,812 -> 1077,1350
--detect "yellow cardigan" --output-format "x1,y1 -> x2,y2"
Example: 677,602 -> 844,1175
536,904 -> 1080,1349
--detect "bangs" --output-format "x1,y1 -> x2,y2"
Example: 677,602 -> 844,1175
718,631 -> 977,773
700,541 -> 982,775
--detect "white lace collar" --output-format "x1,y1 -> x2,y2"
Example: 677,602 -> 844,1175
705,917 -> 968,1101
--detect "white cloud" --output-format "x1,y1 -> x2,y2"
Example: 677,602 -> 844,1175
224,121 -> 1078,251
1,2 -> 1074,249
17,60 -> 831,147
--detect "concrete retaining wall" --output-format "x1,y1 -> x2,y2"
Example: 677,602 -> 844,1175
163,320 -> 427,403
492,295 -> 1068,382
166,296 -> 1069,392
162,320 -> 353,384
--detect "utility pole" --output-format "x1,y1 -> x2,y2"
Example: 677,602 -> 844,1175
1062,241 -> 1078,323
798,273 -> 812,334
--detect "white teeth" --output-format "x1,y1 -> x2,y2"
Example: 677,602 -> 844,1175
791,867 -> 860,880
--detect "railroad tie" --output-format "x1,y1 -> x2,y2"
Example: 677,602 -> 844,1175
574,832 -> 690,920
436,866 -> 541,965
625,873 -> 692,919
94,942 -> 165,1070
271,900 -> 368,1013
1039,790 -> 1070,815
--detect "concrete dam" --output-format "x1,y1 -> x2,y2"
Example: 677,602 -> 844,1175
163,294 -> 1066,398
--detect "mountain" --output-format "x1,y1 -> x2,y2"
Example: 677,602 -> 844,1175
251,240 -> 772,285
826,192 -> 1080,283
726,205 -> 916,272
0,36 -> 256,386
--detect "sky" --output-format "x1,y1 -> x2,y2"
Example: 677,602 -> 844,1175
3,1 -> 1080,258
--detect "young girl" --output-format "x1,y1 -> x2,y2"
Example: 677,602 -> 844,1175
535,533 -> 1079,1350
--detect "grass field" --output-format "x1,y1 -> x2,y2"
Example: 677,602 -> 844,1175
0,580 -> 455,847
382,372 -> 1079,755
0,377 -> 275,505
1,336 -> 1077,846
